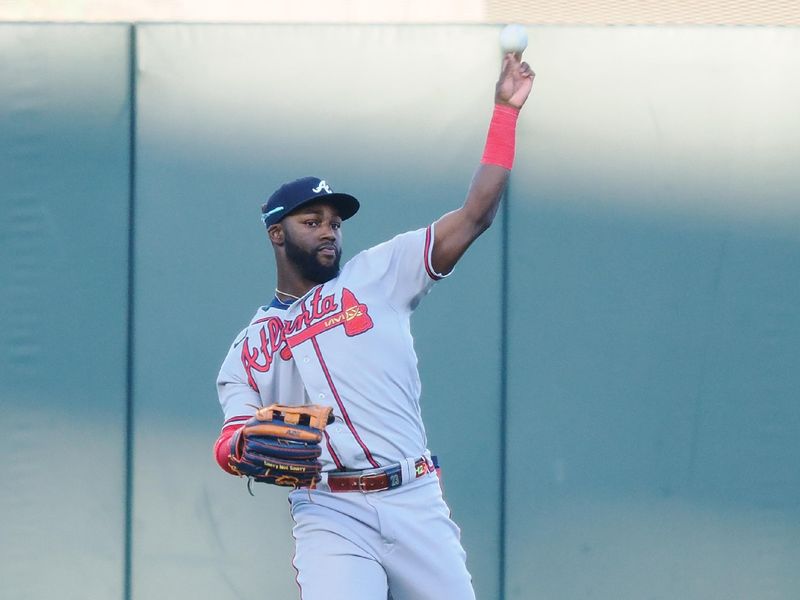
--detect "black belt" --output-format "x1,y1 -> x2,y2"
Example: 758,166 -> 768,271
327,456 -> 438,493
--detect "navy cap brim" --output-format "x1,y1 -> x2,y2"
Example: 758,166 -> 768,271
264,192 -> 360,227
291,192 -> 360,221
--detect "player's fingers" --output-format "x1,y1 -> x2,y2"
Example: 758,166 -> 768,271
519,62 -> 535,78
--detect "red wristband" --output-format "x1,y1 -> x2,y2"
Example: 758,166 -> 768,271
214,425 -> 242,474
480,104 -> 519,170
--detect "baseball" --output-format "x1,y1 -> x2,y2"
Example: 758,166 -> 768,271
499,24 -> 528,54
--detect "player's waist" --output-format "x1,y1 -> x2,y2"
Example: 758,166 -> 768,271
320,453 -> 439,493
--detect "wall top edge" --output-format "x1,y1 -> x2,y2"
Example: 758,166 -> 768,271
1,20 -> 798,27
2,0 -> 799,25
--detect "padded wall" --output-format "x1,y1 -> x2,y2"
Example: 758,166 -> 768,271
506,27 -> 800,600
132,25 -> 503,600
0,24 -> 131,600
3,22 -> 800,600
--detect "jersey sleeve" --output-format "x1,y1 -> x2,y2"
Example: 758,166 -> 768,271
358,223 -> 451,312
216,328 -> 261,431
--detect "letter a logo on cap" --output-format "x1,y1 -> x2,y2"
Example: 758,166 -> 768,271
312,180 -> 332,194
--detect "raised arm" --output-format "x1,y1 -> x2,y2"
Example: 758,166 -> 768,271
431,52 -> 535,275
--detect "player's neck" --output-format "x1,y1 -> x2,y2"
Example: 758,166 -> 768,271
274,267 -> 317,301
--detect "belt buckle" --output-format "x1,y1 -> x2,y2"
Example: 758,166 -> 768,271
357,468 -> 402,493
357,472 -> 381,493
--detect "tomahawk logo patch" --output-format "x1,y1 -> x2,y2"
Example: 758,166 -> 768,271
285,288 -> 373,347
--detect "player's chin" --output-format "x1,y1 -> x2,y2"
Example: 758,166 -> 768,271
309,256 -> 341,283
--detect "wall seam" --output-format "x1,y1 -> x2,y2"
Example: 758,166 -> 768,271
123,22 -> 137,600
498,180 -> 510,600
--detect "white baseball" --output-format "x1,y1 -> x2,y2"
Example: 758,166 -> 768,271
499,24 -> 528,54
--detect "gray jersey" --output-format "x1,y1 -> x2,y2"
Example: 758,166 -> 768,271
217,224 -> 447,471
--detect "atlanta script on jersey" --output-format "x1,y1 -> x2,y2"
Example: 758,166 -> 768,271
217,224 -> 448,472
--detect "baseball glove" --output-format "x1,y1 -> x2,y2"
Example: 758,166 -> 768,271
228,404 -> 334,488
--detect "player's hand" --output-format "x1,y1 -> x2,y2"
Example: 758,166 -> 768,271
228,404 -> 334,489
495,52 -> 535,109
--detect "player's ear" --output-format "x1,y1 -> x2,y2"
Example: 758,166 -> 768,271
268,223 -> 284,246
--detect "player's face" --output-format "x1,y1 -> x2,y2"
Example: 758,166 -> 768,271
281,202 -> 343,284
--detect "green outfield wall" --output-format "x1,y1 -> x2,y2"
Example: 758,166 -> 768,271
0,24 -> 131,600
1,23 -> 799,600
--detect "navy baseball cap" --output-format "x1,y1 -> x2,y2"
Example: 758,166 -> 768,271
261,176 -> 360,227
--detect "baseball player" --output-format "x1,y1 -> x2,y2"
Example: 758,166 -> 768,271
213,52 -> 534,599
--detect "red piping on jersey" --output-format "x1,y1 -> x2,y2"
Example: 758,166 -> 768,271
323,430 -> 344,470
310,336 -> 381,469
223,415 -> 250,428
424,225 -> 444,281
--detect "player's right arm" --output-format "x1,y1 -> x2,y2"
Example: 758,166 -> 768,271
430,52 -> 535,275
214,329 -> 262,474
